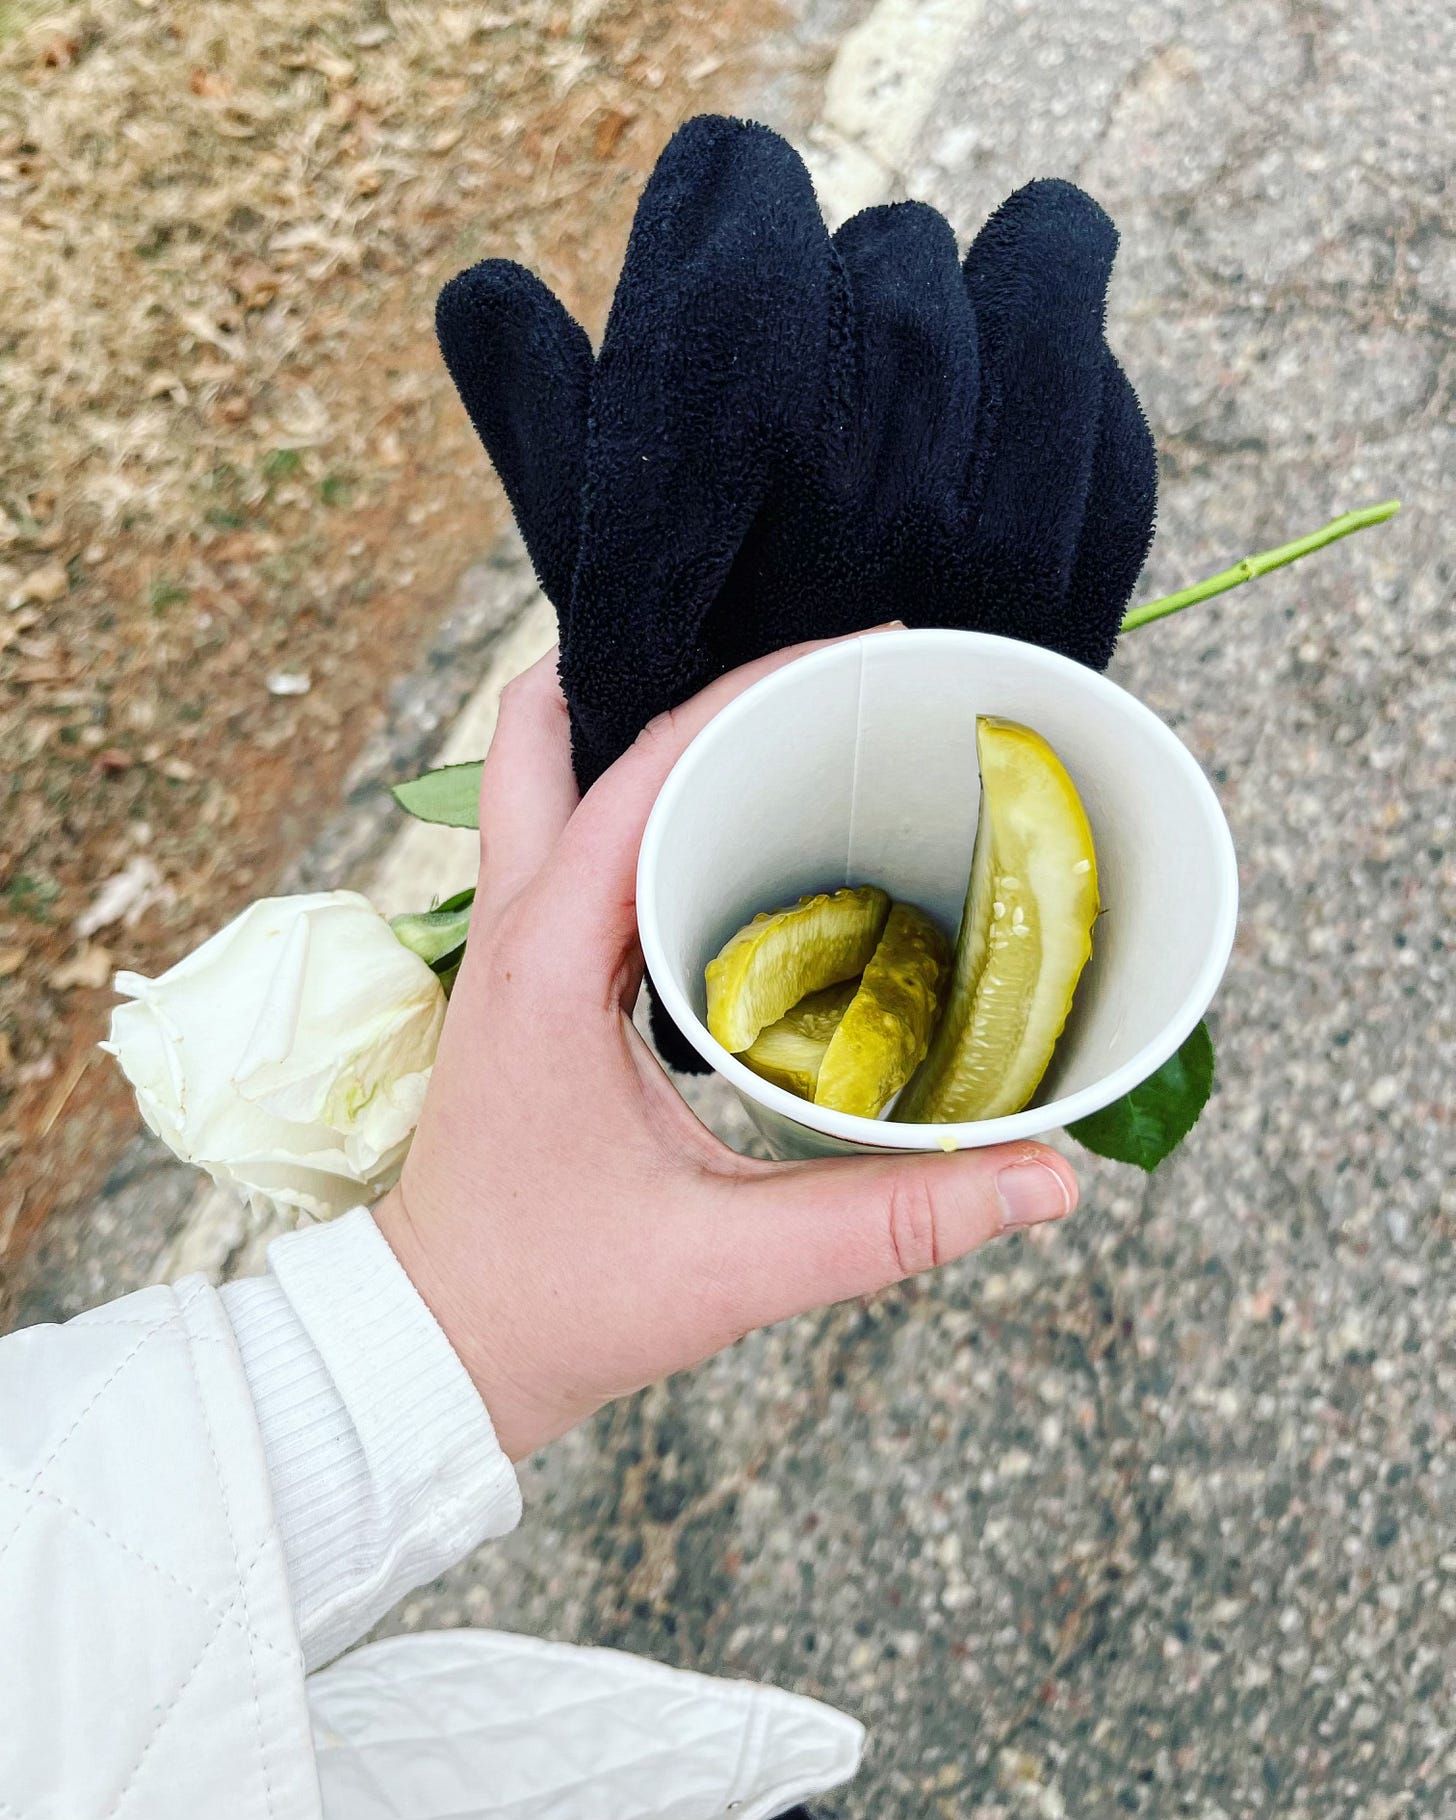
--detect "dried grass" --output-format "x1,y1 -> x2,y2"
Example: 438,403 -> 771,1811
0,0 -> 782,1280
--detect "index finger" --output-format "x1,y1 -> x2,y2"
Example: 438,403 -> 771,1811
474,647 -> 578,917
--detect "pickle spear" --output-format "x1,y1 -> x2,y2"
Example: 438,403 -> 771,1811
741,981 -> 859,1098
706,885 -> 890,1053
898,718 -> 1098,1124
814,903 -> 950,1118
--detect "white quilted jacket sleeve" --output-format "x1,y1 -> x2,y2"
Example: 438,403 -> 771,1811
0,1215 -> 865,1820
0,1273 -> 322,1820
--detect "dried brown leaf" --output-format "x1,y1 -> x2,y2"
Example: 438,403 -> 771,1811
50,945 -> 115,992
593,107 -> 635,160
14,562 -> 69,606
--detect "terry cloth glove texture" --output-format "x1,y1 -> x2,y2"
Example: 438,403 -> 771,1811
437,114 -> 1156,1071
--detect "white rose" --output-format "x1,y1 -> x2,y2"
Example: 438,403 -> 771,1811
105,890 -> 447,1223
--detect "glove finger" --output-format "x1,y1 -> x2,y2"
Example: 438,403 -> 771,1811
958,179 -> 1120,653
563,115 -> 835,788
436,259 -> 592,612
1062,352 -> 1158,670
832,201 -> 979,528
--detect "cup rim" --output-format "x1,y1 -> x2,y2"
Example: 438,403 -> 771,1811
637,629 -> 1239,1152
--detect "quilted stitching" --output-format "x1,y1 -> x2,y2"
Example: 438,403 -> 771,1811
59,1315 -> 236,1340
169,1277 -> 278,1820
0,1281 -> 318,1820
329,1681 -> 713,1751
0,1472 -> 293,1666
109,1533 -> 273,1819
2,1278 -> 859,1820
0,1322 -> 163,1559
309,1633 -> 863,1820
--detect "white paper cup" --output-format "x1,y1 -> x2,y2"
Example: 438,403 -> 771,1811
637,629 -> 1238,1160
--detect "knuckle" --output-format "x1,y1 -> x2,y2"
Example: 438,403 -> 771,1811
496,670 -> 536,721
884,1172 -> 942,1280
634,705 -> 683,763
498,659 -> 562,724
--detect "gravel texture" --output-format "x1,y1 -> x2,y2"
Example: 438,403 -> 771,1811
11,540 -> 542,1324
20,1 -> 1456,1814
383,4 -> 1456,1816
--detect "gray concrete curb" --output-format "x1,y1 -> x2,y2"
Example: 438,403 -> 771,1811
14,535 -> 551,1324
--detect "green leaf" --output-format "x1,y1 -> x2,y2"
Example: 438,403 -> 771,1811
148,578 -> 190,612
262,447 -> 303,481
1067,1021 -> 1215,1171
391,761 -> 483,828
390,894 -> 474,972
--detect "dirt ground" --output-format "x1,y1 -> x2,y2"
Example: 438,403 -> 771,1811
0,0 -> 782,1285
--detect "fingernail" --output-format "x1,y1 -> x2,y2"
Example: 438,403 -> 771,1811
997,1160 -> 1073,1229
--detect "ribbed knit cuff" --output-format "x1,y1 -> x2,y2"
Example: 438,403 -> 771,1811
221,1207 -> 521,1672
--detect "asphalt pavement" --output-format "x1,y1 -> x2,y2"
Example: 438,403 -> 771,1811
23,1 -> 1455,1814
385,4 -> 1456,1815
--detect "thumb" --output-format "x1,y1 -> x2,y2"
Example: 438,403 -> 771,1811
713,1144 -> 1077,1333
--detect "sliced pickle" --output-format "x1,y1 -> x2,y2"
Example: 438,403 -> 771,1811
897,718 -> 1098,1124
706,885 -> 890,1053
814,903 -> 950,1118
741,981 -> 859,1098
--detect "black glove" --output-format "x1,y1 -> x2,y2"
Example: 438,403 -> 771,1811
438,114 -> 1156,1068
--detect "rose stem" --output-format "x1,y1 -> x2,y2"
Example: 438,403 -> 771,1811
1121,499 -> 1401,633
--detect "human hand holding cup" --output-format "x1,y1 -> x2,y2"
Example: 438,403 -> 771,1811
375,632 -> 1082,1461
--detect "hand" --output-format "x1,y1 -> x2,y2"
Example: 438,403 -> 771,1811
374,637 -> 1078,1459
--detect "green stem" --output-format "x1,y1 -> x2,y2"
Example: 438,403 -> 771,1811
390,891 -> 474,971
1121,499 -> 1400,632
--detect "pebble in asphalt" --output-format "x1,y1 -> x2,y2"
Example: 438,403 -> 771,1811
382,2 -> 1455,1816
16,1 -> 1450,1814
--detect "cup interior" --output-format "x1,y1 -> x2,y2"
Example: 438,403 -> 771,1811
638,630 -> 1237,1152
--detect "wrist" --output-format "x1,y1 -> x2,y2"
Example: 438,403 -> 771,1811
373,1182 -> 576,1461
